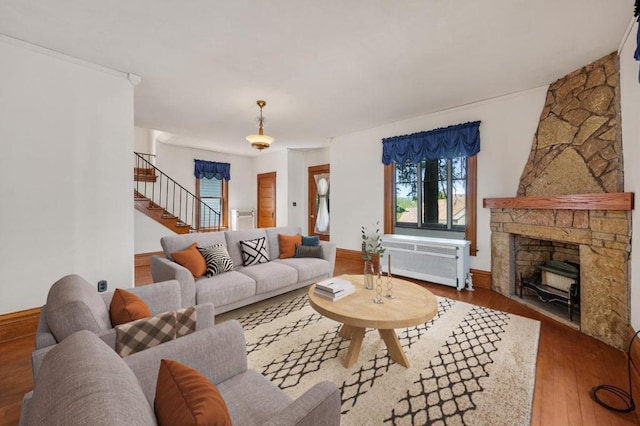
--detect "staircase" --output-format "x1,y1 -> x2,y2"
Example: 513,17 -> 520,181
134,152 -> 221,234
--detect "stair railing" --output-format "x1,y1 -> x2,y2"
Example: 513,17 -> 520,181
134,152 -> 221,232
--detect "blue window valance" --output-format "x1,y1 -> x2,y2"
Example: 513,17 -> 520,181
635,2 -> 640,81
381,121 -> 481,165
194,159 -> 231,181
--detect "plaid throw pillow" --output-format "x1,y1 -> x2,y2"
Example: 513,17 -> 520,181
197,244 -> 234,277
115,307 -> 198,357
175,307 -> 197,338
116,311 -> 176,357
240,237 -> 270,266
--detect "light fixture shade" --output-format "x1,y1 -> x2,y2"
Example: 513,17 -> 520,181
247,99 -> 274,150
246,134 -> 275,150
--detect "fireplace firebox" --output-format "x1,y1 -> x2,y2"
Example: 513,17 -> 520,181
520,260 -> 579,320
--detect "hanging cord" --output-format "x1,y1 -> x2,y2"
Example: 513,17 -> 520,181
590,330 -> 640,413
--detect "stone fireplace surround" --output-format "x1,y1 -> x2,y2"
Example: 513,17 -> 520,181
482,52 -> 634,350
485,193 -> 633,349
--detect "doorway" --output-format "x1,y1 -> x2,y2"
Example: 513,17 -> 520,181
257,172 -> 276,228
308,164 -> 330,241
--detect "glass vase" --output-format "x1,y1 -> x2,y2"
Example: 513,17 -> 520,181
363,260 -> 374,289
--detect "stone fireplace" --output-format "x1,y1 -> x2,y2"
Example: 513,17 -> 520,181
484,52 -> 633,349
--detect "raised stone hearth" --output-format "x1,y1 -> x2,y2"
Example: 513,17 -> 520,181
485,52 -> 632,350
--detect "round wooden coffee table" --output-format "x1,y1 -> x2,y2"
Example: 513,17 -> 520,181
308,274 -> 438,368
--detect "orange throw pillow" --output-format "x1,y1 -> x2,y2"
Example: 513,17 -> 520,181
171,243 -> 207,279
278,234 -> 302,259
155,359 -> 232,426
109,289 -> 152,326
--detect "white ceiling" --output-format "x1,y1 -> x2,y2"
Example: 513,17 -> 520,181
0,1 -> 634,157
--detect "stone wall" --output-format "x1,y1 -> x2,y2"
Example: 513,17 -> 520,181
518,52 -> 623,196
491,208 -> 630,349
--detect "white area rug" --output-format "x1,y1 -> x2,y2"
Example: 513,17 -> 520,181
223,291 -> 540,425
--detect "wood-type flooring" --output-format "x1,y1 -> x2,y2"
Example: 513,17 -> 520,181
1,258 -> 638,425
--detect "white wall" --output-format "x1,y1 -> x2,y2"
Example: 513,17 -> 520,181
154,141 -> 254,209
287,150 -> 305,229
134,210 -> 174,254
134,126 -> 153,154
0,37 -> 134,313
620,21 -> 640,329
330,87 -> 548,271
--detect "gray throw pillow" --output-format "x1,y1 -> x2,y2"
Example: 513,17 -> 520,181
294,244 -> 323,259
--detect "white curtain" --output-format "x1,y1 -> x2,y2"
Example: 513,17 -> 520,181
315,175 -> 329,233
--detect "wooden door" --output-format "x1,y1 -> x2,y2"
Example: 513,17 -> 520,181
308,164 -> 330,241
257,172 -> 276,228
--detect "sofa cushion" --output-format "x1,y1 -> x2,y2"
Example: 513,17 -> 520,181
171,242 -> 207,279
217,370 -> 292,425
161,231 -> 227,261
265,226 -> 301,261
274,258 -> 330,282
294,244 -> 323,258
23,330 -> 155,426
239,262 -> 298,294
155,358 -> 232,426
198,244 -> 234,277
224,229 -> 268,269
110,289 -> 152,326
278,234 -> 302,259
195,271 -> 256,307
240,237 -> 270,266
45,274 -> 112,342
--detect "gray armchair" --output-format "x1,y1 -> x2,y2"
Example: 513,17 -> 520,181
31,274 -> 215,379
21,321 -> 342,426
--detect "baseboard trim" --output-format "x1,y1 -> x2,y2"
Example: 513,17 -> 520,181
470,269 -> 491,289
336,249 -> 492,290
336,248 -> 364,263
0,307 -> 40,343
135,251 -> 164,267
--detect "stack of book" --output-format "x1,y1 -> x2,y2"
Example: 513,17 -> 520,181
313,278 -> 355,301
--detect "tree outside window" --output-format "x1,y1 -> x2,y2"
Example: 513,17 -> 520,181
395,156 -> 467,231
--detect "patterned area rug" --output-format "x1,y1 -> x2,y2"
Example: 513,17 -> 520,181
221,291 -> 540,425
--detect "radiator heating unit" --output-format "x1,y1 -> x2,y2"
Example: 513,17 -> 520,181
230,209 -> 255,230
380,234 -> 472,290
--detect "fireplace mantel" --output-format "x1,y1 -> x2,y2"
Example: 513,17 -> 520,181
483,192 -> 634,211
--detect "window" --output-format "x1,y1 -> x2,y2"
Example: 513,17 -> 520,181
196,177 -> 228,230
384,156 -> 477,255
395,156 -> 467,230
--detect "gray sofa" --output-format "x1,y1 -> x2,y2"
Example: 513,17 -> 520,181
151,226 -> 336,314
32,274 -> 215,378
21,322 -> 341,426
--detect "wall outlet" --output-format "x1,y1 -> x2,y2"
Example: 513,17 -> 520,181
292,201 -> 297,207
97,280 -> 108,292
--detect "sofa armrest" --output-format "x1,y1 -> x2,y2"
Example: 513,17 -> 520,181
19,391 -> 33,426
195,302 -> 215,330
150,256 -> 196,306
34,305 -> 56,350
263,381 -> 341,426
124,320 -> 247,403
320,241 -> 336,277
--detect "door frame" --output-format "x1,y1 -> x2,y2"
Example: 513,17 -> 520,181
307,164 -> 330,240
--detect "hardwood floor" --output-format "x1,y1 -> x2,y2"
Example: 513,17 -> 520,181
1,258 -> 638,425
